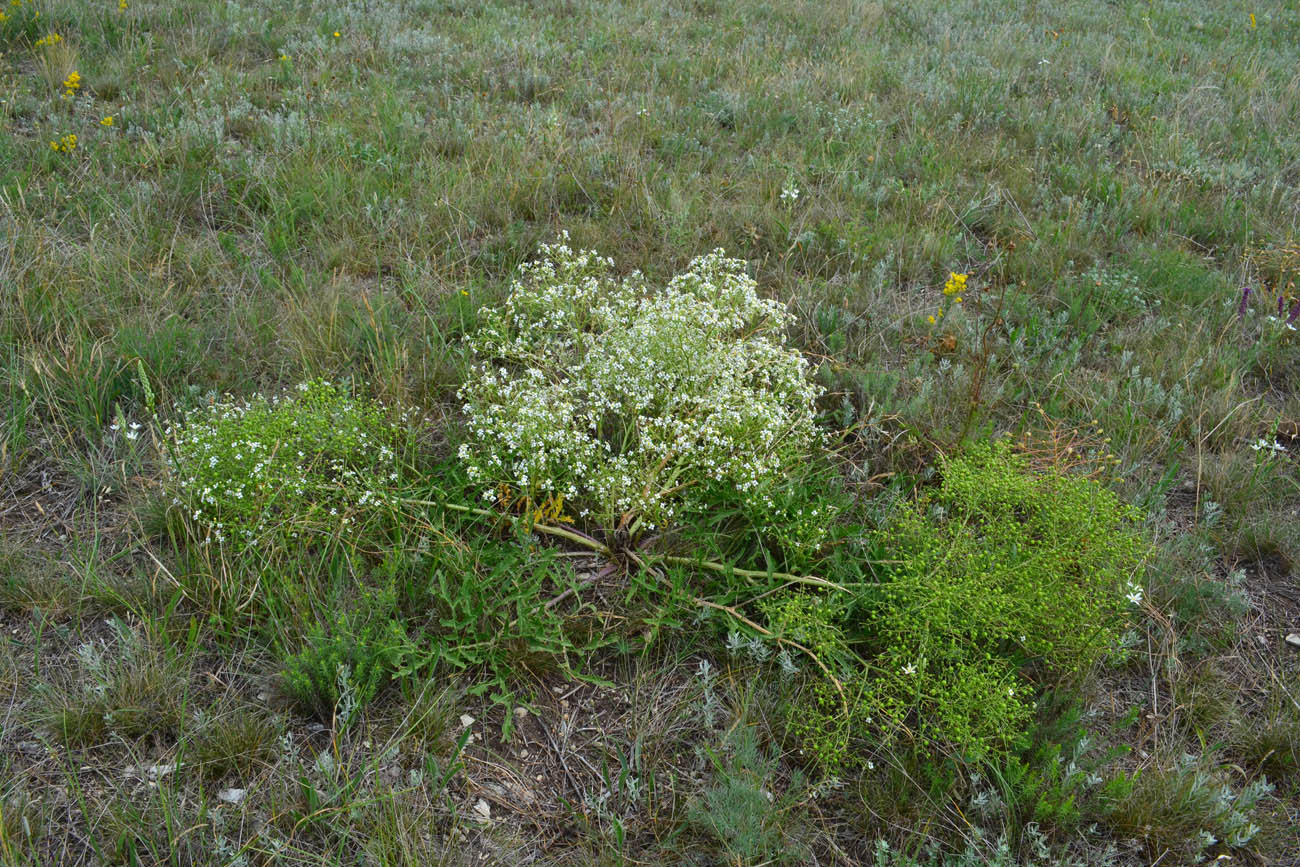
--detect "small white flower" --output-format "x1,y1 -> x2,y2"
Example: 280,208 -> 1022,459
780,186 -> 800,204
902,662 -> 916,676
1125,582 -> 1144,606
124,430 -> 140,441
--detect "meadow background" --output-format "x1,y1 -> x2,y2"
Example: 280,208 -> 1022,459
1,0 -> 1299,863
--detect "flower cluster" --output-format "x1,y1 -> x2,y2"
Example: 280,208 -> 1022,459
1250,437 -> 1287,456
34,32 -> 63,48
0,0 -> 39,23
927,271 -> 968,324
1268,289 -> 1299,331
61,70 -> 80,97
458,235 -> 823,535
49,133 -> 77,152
1236,285 -> 1299,332
164,380 -> 414,553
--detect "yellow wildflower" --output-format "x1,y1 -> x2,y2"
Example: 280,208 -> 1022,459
926,315 -> 936,325
943,271 -> 968,296
332,30 -> 340,38
101,115 -> 114,126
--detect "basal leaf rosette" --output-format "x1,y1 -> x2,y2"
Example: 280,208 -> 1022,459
458,235 -> 823,537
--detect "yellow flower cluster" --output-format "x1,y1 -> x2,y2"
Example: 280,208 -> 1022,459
927,272 -> 969,325
34,32 -> 63,47
50,132 -> 77,153
119,0 -> 128,10
62,70 -> 80,97
2,0 -> 35,18
100,115 -> 114,126
944,271 -> 968,301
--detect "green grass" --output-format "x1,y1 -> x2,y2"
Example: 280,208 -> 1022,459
2,0 -> 1300,863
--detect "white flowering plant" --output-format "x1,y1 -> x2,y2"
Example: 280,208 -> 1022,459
457,235 -> 826,544
164,380 -> 415,555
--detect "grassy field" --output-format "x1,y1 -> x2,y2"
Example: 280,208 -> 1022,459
2,0 -> 1300,863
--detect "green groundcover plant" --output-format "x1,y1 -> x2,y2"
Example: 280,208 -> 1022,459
163,379 -> 415,555
860,440 -> 1149,761
766,441 -> 1152,769
457,234 -> 825,544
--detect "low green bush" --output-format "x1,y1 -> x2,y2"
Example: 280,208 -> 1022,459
774,440 -> 1150,769
281,588 -> 413,728
1105,754 -> 1274,860
857,439 -> 1149,759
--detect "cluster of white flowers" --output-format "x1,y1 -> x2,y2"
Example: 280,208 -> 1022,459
164,381 -> 413,551
1250,437 -> 1287,455
458,234 -> 823,533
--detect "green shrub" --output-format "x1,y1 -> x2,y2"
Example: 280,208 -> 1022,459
773,441 -> 1151,770
855,440 -> 1150,759
281,590 -> 413,728
457,235 -> 824,542
760,592 -> 869,771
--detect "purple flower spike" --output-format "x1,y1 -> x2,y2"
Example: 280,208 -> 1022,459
1238,285 -> 1252,320
1288,299 -> 1300,325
